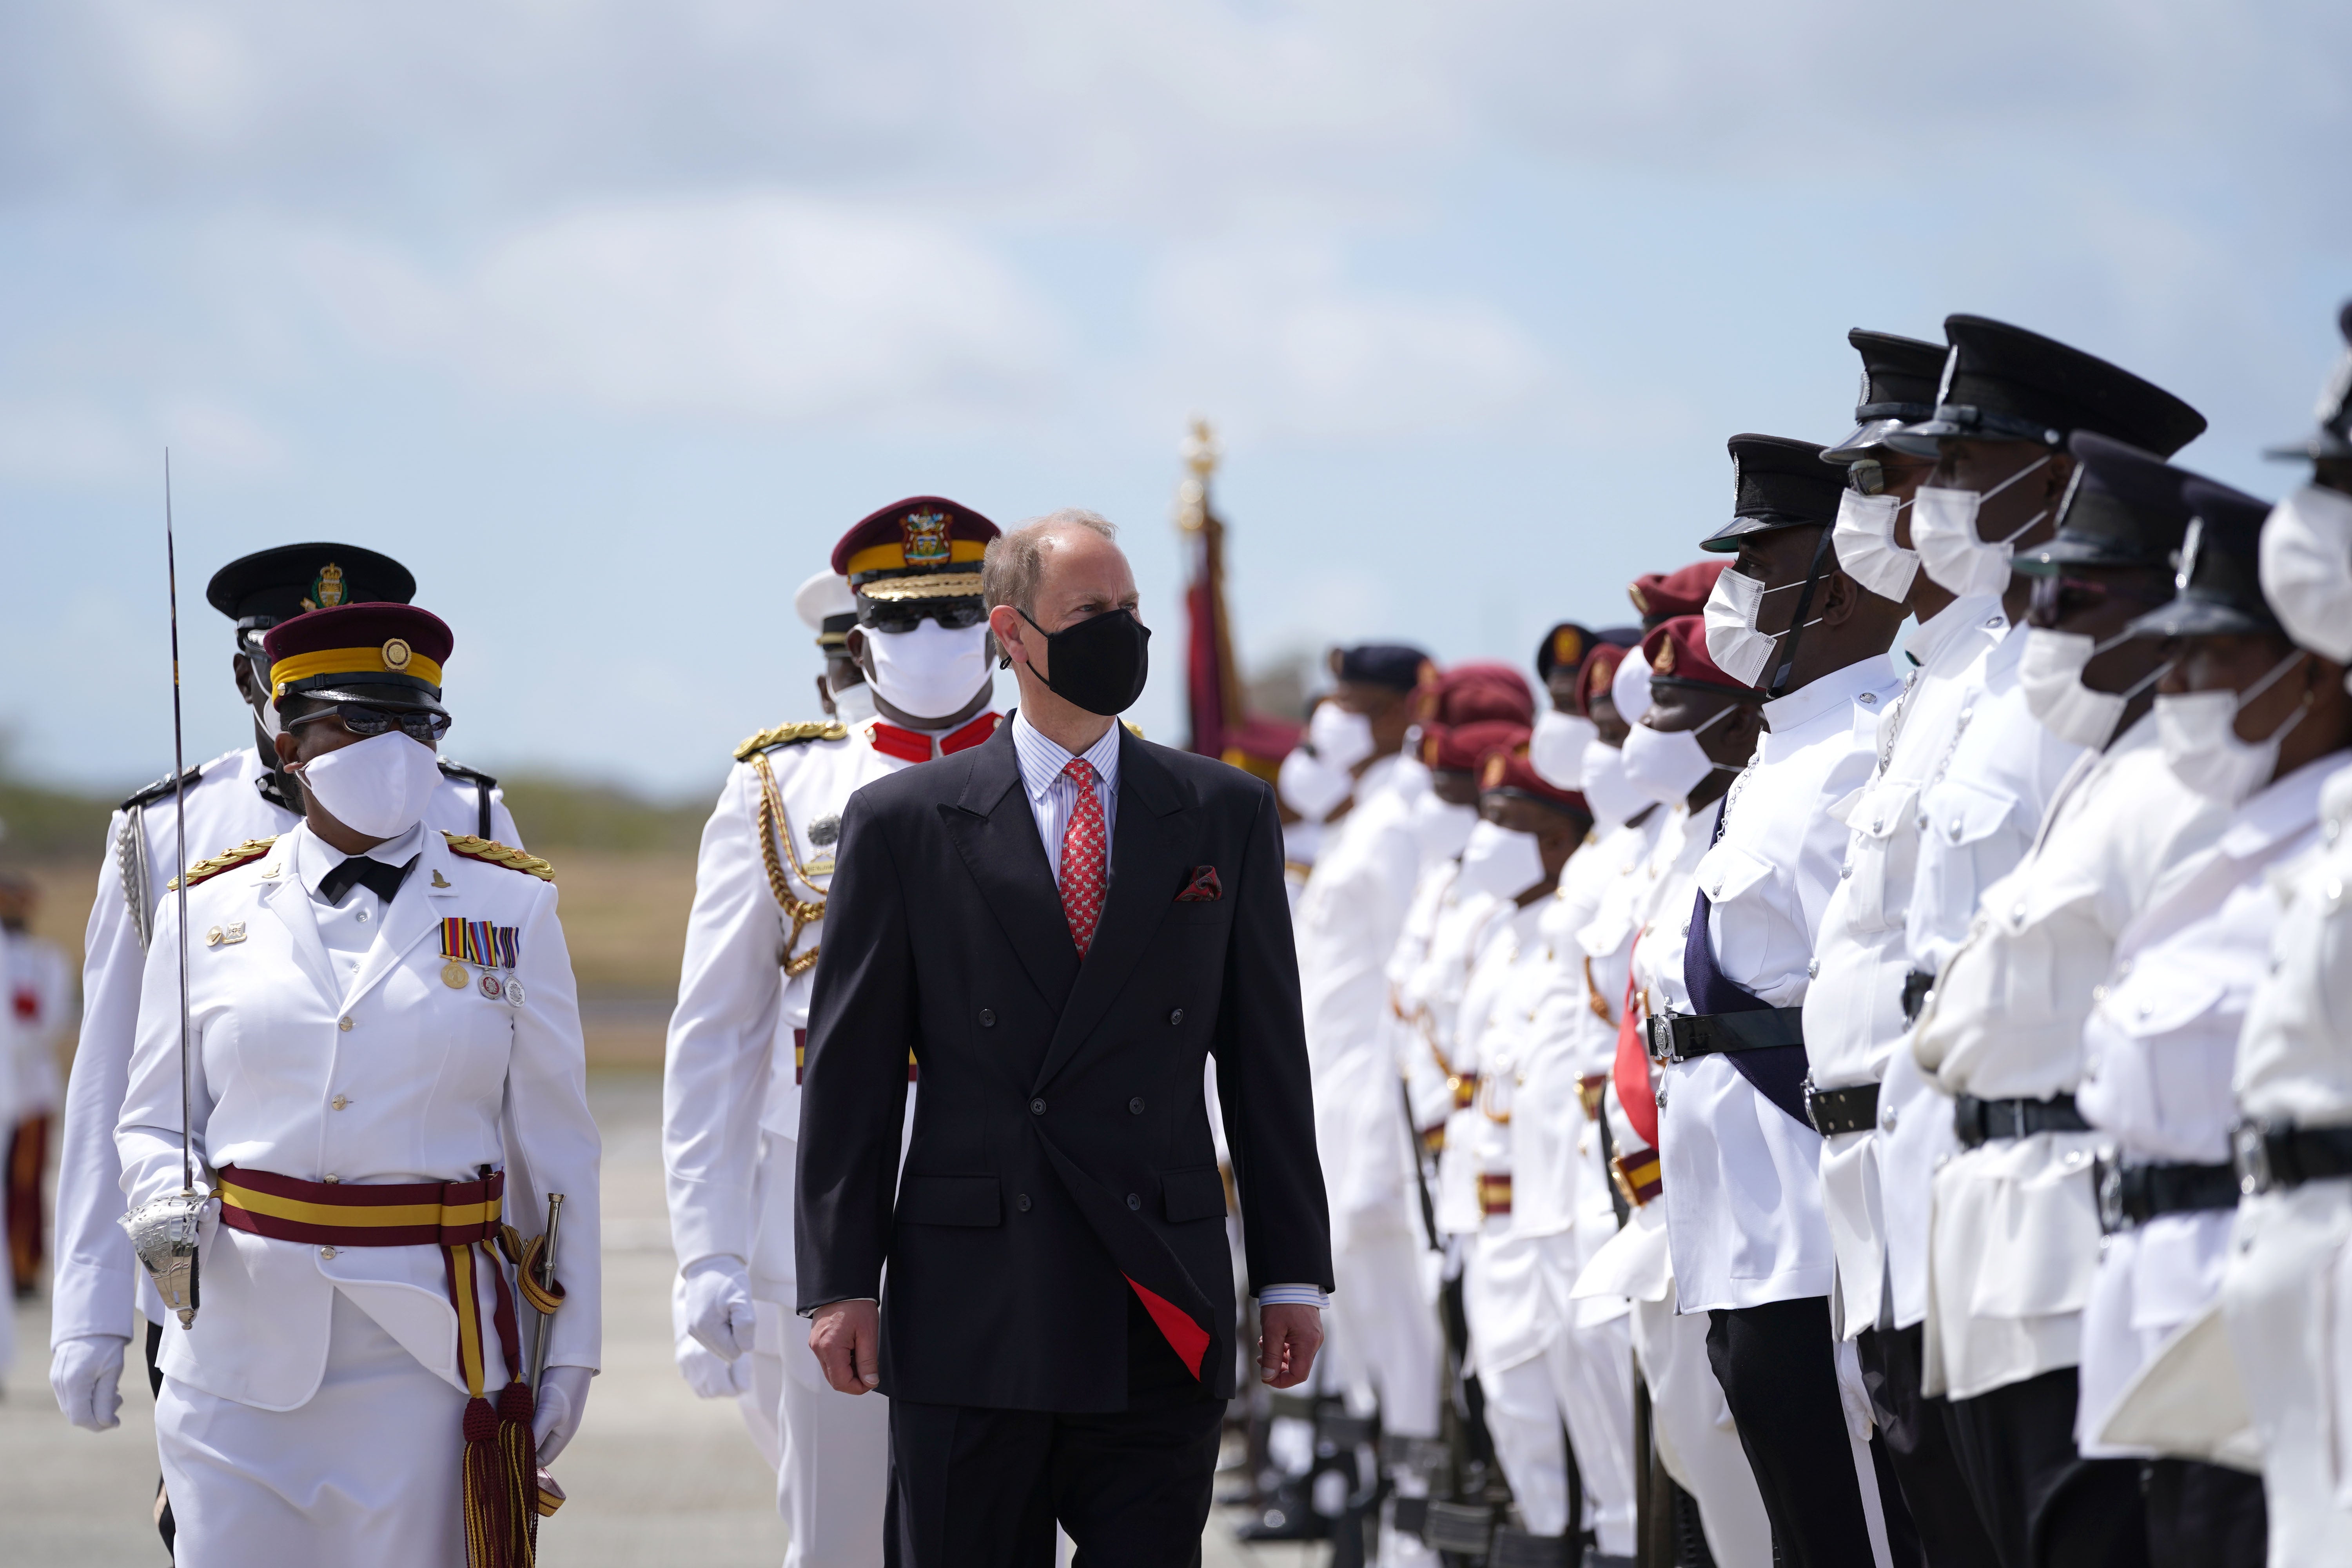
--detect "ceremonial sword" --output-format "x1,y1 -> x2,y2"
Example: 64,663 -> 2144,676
120,452 -> 211,1328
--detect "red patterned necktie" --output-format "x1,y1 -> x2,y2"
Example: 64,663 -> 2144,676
1058,758 -> 1107,956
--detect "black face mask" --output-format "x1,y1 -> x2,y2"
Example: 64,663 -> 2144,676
1018,608 -> 1151,717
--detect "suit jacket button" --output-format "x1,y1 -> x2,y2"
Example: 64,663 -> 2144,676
1016,1193 -> 1032,1212
1168,1008 -> 1183,1025
338,1016 -> 354,1032
1030,1098 -> 1046,1115
980,1009 -> 996,1027
1130,1097 -> 1145,1114
1126,1193 -> 1141,1210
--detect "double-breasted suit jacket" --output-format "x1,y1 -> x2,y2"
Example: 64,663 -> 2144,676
795,722 -> 1331,1411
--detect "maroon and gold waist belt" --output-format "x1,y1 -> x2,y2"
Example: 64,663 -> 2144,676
216,1164 -> 561,1563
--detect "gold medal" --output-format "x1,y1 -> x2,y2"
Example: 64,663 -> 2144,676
442,961 -> 470,989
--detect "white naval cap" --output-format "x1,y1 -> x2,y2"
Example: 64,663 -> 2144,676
794,569 -> 857,638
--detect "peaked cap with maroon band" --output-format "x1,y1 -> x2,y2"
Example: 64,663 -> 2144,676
263,602 -> 455,712
829,495 -> 1001,601
1641,613 -> 1755,697
1479,740 -> 1589,816
1428,661 -> 1535,727
1423,718 -> 1531,775
1628,560 -> 1727,627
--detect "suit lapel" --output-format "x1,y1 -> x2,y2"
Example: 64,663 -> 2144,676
1033,732 -> 1195,1091
342,831 -> 460,1012
942,726 -> 1082,1011
256,834 -> 339,1005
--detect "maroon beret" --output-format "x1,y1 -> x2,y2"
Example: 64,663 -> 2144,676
1628,560 -> 1727,624
1423,719 -> 1531,774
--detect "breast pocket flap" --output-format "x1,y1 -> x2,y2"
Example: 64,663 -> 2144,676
1919,776 -> 2020,850
1693,843 -> 1775,908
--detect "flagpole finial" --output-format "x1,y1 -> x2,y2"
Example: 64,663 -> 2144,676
1176,417 -> 1220,533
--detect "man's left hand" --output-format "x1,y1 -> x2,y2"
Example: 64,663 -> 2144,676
1258,1303 -> 1323,1389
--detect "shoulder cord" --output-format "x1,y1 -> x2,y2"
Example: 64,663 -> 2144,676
750,753 -> 829,978
118,803 -> 155,951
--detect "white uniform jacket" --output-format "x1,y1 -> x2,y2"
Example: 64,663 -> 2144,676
1803,598 -> 2004,1337
116,823 -> 599,1412
1911,720 -> 2223,1399
1657,657 -> 1899,1312
1389,855 -> 1464,1143
2223,762 -> 2352,1561
2074,753 -> 2337,1454
7,928 -> 74,1117
664,716 -> 967,1294
58,746 -> 517,1347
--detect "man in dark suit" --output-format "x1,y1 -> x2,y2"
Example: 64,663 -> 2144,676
796,507 -> 1332,1566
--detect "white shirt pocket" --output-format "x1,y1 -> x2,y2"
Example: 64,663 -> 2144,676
1840,780 -> 1920,932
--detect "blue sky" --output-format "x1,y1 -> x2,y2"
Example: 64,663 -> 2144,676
3,0 -> 2347,798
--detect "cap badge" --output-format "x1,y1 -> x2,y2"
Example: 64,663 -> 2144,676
902,510 -> 952,567
382,637 -> 412,671
1654,638 -> 1677,675
1482,755 -> 1507,789
1552,628 -> 1584,668
303,563 -> 347,613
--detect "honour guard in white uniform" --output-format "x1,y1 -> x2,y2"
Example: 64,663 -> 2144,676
1656,437 -> 1909,1564
2220,301 -> 2352,1566
50,545 -> 519,1549
2069,479 -> 2352,1561
1572,616 -> 1770,1568
116,601 -> 598,1567
664,497 -> 1004,1566
4,869 -> 73,1301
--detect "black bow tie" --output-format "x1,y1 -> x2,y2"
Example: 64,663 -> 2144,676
319,854 -> 416,907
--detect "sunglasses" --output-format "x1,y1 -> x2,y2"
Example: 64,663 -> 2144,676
2026,572 -> 2174,625
857,598 -> 989,635
287,702 -> 452,742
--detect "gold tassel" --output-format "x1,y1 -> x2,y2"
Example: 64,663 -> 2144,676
497,1380 -> 540,1564
462,1394 -> 515,1568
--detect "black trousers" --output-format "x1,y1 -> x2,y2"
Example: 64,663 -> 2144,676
1943,1366 -> 2145,1568
1856,1325 -> 2002,1568
884,1292 -> 1225,1567
1705,1298 -> 1896,1568
2142,1459 -> 2264,1568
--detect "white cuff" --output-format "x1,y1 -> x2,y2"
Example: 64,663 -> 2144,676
1256,1284 -> 1328,1309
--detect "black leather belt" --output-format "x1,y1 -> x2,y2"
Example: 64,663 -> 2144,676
1644,1007 -> 1805,1066
2231,1119 -> 2352,1196
1804,1076 -> 1881,1137
1899,969 -> 1936,1025
1952,1093 -> 2089,1149
2096,1158 -> 2239,1234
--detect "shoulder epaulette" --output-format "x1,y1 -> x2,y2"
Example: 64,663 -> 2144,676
443,832 -> 555,882
437,757 -> 499,788
168,837 -> 278,891
1122,720 -> 1146,741
734,721 -> 849,762
120,763 -> 207,813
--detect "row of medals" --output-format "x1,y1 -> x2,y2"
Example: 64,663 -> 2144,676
443,956 -> 526,1007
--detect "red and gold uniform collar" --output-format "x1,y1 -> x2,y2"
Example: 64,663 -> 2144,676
866,711 -> 1000,764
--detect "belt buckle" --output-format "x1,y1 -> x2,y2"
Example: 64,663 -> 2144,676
1645,1014 -> 1674,1067
2230,1120 -> 2274,1198
1800,1072 -> 1824,1133
2094,1152 -> 2127,1234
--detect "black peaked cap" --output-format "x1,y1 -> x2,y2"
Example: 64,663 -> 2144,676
2014,432 -> 2199,577
2126,477 -> 2281,640
1824,329 -> 1948,461
1886,315 -> 2206,459
2266,300 -> 2352,462
205,543 -> 417,623
1703,434 -> 1842,552
1333,643 -> 1431,691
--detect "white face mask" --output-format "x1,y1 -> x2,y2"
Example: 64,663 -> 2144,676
1278,745 -> 1354,822
1831,487 -> 1918,603
1704,567 -> 1823,689
1911,455 -> 2053,597
2017,627 -> 2167,751
1619,705 -> 1738,806
2154,649 -> 2313,805
1529,710 -> 1597,789
862,621 -> 993,724
1611,648 -> 1653,726
1408,791 -> 1479,865
294,731 -> 445,839
1307,701 -> 1377,772
1454,819 -> 1547,903
828,679 -> 877,727
1577,740 -> 1648,828
2261,485 -> 2352,667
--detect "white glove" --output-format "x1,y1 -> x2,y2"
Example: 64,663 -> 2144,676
51,1334 -> 130,1432
534,1365 -> 593,1463
671,1269 -> 753,1398
682,1256 -> 758,1360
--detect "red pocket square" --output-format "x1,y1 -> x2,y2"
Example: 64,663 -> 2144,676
1176,866 -> 1222,902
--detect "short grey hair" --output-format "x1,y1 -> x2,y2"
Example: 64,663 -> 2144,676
981,509 -> 1119,617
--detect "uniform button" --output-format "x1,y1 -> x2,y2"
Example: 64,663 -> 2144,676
1880,1107 -> 1898,1132
355,909 -> 369,923
331,1095 -> 350,1110
1948,820 -> 1963,841
323,1174 -> 340,1184
1806,958 -> 1820,979
2011,902 -> 2027,922
1870,818 -> 1883,834
979,1009 -> 996,1027
1126,1193 -> 1141,1211
1030,1098 -> 1046,1115
1130,1097 -> 1146,1114
1839,863 -> 1852,879
1168,1008 -> 1184,1025
1859,691 -> 1877,705
338,1016 -> 354,1032
321,1246 -> 339,1259
1016,1193 -> 1032,1212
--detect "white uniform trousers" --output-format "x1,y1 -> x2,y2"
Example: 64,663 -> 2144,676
158,1289 -> 466,1568
2223,1179 -> 2352,1567
1330,1225 -> 1445,1438
1629,1299 -> 1771,1568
